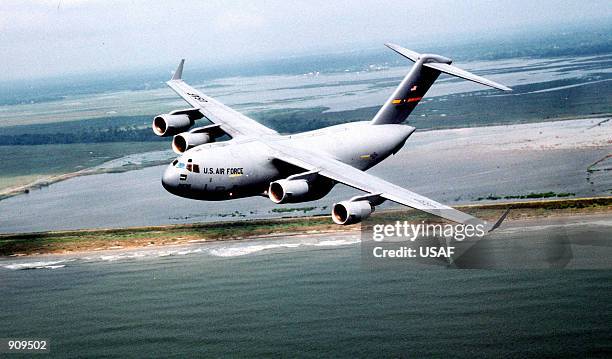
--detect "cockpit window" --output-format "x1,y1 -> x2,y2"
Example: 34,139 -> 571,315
174,160 -> 200,173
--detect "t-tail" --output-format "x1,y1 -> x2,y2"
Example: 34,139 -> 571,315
371,43 -> 512,125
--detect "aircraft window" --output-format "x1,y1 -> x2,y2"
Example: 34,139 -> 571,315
193,164 -> 200,173
186,163 -> 193,172
176,162 -> 186,169
172,160 -> 178,166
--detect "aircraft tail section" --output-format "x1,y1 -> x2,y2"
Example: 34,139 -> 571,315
371,43 -> 511,125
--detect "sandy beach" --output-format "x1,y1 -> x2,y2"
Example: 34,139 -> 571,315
0,196 -> 609,258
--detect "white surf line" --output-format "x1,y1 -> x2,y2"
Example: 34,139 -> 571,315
209,236 -> 361,257
2,259 -> 72,270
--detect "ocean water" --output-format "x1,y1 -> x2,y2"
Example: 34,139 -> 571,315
1,233 -> 611,358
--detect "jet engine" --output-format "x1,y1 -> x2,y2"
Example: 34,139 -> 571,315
172,131 -> 211,154
172,124 -> 224,154
331,200 -> 373,225
152,114 -> 193,137
268,179 -> 310,204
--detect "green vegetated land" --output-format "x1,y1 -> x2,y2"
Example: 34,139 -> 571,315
0,196 -> 610,256
0,216 -> 338,256
271,207 -> 318,213
476,192 -> 576,201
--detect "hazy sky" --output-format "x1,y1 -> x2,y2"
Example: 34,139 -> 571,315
0,0 -> 610,80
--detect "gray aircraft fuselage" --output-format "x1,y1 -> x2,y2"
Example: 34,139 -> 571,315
154,44 -> 512,227
162,122 -> 415,201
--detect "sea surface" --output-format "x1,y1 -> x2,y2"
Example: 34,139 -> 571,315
1,230 -> 610,358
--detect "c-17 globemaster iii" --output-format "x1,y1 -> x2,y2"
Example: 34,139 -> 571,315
154,44 -> 511,230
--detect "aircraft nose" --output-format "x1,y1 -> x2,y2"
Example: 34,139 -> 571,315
161,165 -> 179,193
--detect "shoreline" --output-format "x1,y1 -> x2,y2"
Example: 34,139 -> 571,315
1,196 -> 610,258
0,159 -> 170,202
1,115 -> 610,202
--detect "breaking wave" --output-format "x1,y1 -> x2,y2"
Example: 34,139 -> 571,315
2,260 -> 70,270
209,236 -> 361,257
0,235 -> 361,269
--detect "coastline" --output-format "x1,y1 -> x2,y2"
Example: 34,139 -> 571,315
1,196 -> 610,258
1,115 -> 610,203
0,159 -> 170,202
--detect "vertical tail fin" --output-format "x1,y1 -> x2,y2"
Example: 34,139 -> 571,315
371,43 -> 511,125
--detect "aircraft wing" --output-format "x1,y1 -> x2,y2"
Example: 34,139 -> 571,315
166,60 -> 278,138
267,141 -> 487,227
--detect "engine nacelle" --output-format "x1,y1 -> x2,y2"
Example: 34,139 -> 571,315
268,179 -> 310,204
172,131 -> 212,154
331,200 -> 373,225
152,114 -> 193,137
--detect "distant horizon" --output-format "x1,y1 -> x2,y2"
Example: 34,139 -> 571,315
1,0 -> 610,82
1,20 -> 610,89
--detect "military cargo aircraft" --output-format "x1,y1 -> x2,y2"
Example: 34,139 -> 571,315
154,44 -> 511,229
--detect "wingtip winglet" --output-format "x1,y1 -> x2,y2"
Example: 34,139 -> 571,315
498,84 -> 513,92
490,83 -> 513,92
171,59 -> 185,81
488,207 -> 511,233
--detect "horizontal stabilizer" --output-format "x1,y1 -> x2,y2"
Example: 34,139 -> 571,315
384,43 -> 512,91
424,62 -> 512,91
384,43 -> 420,62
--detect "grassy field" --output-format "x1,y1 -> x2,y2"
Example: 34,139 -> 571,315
1,197 -> 609,257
